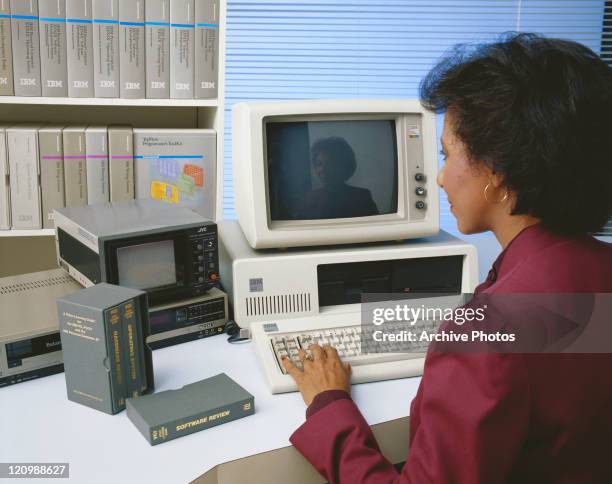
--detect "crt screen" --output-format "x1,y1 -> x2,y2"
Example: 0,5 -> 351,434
116,240 -> 177,290
266,120 -> 399,221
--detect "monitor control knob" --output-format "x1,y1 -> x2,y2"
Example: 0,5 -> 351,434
196,244 -> 203,250
198,266 -> 204,272
414,173 -> 425,182
415,201 -> 426,210
415,186 -> 426,196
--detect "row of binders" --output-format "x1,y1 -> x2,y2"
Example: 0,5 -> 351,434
0,0 -> 219,99
0,125 -> 217,230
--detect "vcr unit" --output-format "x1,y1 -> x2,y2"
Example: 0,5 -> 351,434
0,269 -> 81,387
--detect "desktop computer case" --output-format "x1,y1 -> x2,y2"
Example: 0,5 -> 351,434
219,220 -> 479,327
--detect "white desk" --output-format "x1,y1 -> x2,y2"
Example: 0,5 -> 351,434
1,334 -> 421,483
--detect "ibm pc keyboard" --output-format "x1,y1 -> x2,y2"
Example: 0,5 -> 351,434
251,311 -> 442,394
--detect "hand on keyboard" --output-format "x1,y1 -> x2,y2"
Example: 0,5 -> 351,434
281,344 -> 352,406
258,320 -> 435,393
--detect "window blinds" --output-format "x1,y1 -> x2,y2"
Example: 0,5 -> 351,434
223,0 -> 606,234
596,1 -> 612,236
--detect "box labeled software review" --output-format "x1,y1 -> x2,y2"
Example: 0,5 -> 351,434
127,373 -> 254,445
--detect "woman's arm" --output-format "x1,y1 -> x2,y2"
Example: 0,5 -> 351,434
288,350 -> 531,484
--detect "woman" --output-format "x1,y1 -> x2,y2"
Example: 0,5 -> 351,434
281,33 -> 612,483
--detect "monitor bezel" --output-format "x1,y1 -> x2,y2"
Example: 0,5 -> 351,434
232,99 -> 439,249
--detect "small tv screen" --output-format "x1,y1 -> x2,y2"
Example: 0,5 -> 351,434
266,119 -> 399,221
117,240 -> 178,290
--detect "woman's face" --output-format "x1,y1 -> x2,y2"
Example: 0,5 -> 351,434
437,112 -> 495,234
313,151 -> 345,187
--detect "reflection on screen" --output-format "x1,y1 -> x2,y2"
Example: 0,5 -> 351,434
266,120 -> 398,221
117,240 -> 177,290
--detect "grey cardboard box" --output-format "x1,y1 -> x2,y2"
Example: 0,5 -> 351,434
195,0 -> 218,99
0,1 -> 14,95
145,0 -> 169,99
57,283 -> 154,415
66,0 -> 94,97
10,0 -> 42,96
0,126 -> 10,228
85,126 -> 109,204
7,125 -> 42,229
133,128 -> 216,219
119,0 -> 144,98
39,126 -> 66,228
92,0 -> 119,98
170,0 -> 194,99
126,373 -> 254,445
62,126 -> 87,207
108,125 -> 134,202
39,0 -> 68,97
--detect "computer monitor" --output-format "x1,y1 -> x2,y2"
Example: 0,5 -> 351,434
232,99 -> 439,249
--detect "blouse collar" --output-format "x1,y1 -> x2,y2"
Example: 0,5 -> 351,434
487,223 -> 571,284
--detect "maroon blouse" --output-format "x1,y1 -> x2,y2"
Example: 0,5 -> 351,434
290,224 -> 612,483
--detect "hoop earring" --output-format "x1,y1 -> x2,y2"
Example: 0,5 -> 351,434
484,183 -> 508,204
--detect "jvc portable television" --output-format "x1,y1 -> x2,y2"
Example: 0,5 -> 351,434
54,200 -> 219,306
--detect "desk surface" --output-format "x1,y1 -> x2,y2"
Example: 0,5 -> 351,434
1,334 -> 421,484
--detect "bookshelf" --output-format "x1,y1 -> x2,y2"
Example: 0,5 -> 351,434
0,0 -> 227,277
0,97 -> 219,107
0,229 -> 55,238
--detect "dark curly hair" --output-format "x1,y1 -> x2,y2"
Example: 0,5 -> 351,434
420,32 -> 612,235
311,136 -> 357,182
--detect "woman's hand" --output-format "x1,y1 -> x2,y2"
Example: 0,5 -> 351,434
281,344 -> 352,406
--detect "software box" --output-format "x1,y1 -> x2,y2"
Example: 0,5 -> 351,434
92,0 -> 119,97
39,126 -> 66,228
126,373 -> 254,445
195,0 -> 218,99
0,126 -> 10,228
57,283 -> 154,415
11,0 -> 42,96
170,0 -> 194,98
62,126 -> 87,207
7,125 -> 42,229
66,0 -> 94,97
133,128 -> 216,219
0,1 -> 14,95
108,125 -> 134,202
119,0 -> 145,98
145,0 -> 169,98
85,126 -> 109,204
39,0 -> 68,97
